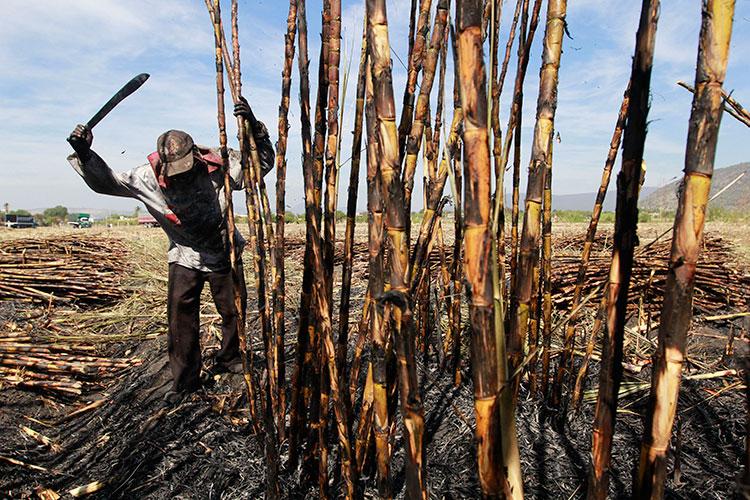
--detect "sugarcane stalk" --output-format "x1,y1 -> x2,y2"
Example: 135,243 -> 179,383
206,0 -> 259,433
323,0 -> 342,311
508,0 -> 567,389
508,0 -> 542,315
363,45 -> 390,497
348,293 -> 372,405
636,1 -> 734,497
319,1 -> 341,491
490,0 -> 522,312
456,0 -> 510,496
368,0 -> 428,496
571,293 -> 606,410
428,20 -> 450,175
552,84 -> 630,408
398,0 -> 434,163
678,80 -> 750,128
402,0 -> 451,249
354,363 -> 375,474
446,24 -> 464,384
287,0 -> 312,469
588,1 -> 660,497
539,140 -> 553,398
337,19 -> 368,417
271,0 -> 297,442
294,21 -> 353,500
227,2 -> 281,495
310,10 -> 331,479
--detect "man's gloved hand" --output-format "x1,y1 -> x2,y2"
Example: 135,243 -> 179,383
233,96 -> 257,126
67,124 -> 93,159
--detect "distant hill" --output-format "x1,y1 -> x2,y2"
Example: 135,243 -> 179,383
640,162 -> 749,212
503,187 -> 657,212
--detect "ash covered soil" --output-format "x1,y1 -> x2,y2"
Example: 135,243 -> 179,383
0,226 -> 748,499
1,310 -> 746,499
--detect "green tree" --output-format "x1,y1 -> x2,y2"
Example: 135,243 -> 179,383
43,205 -> 68,225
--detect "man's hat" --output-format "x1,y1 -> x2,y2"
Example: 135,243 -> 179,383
157,130 -> 195,177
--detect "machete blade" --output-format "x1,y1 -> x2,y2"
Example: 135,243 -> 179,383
86,73 -> 150,129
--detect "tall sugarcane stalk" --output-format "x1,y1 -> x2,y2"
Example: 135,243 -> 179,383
636,2 -> 734,496
490,0 -> 522,306
287,0 -> 314,470
314,4 -> 334,492
539,141 -> 552,398
398,0 -> 434,162
508,0 -> 567,387
402,0 -> 450,249
368,0 -> 428,496
507,0 -> 542,317
206,0 -> 259,434
227,1 -> 281,494
456,1 -> 509,496
319,2 -> 341,490
445,24 -> 464,385
323,0 -> 342,310
337,20 -> 368,415
587,1 -> 660,497
364,47 -> 390,497
293,18 -> 354,498
273,0 -> 298,442
551,85 -> 630,408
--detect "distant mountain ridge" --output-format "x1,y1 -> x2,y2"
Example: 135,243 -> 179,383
504,187 -> 657,212
640,162 -> 749,212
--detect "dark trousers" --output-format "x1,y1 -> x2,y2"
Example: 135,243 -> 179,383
167,262 -> 247,391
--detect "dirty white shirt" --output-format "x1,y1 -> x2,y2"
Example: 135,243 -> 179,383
68,148 -> 248,272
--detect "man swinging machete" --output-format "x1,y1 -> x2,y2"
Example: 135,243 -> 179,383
66,74 -> 274,404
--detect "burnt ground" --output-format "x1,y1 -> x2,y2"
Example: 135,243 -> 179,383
0,302 -> 747,499
0,227 -> 748,499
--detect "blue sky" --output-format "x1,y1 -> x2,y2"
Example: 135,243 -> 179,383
0,0 -> 748,214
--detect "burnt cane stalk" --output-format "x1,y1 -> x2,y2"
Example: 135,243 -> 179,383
539,139 -> 552,398
587,1 -> 661,497
552,84 -> 630,408
508,0 -> 541,313
206,0 -> 259,432
228,1 -> 280,494
402,0 -> 450,249
636,1 -> 734,497
296,18 -> 354,499
323,0 -> 342,310
398,0 -> 434,163
445,24 -> 464,384
273,0 -> 298,441
337,19 -> 367,415
508,0 -> 567,388
287,0 -> 315,470
368,0 -> 428,495
363,53 -> 390,497
456,0 -> 510,496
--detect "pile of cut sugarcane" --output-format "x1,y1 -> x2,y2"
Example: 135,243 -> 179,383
550,234 -> 750,315
0,236 -> 127,306
0,330 -> 141,397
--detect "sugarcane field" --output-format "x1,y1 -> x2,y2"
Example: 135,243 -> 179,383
1,0 -> 750,499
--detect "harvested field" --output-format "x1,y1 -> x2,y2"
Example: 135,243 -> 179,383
0,226 -> 747,498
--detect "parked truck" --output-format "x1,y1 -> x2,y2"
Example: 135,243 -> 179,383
68,213 -> 93,228
4,214 -> 36,229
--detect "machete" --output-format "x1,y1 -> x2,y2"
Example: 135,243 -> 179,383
85,73 -> 150,129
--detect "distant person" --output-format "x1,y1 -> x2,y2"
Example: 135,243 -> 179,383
66,97 -> 273,404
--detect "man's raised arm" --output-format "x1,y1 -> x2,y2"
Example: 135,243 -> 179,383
67,124 -> 136,198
